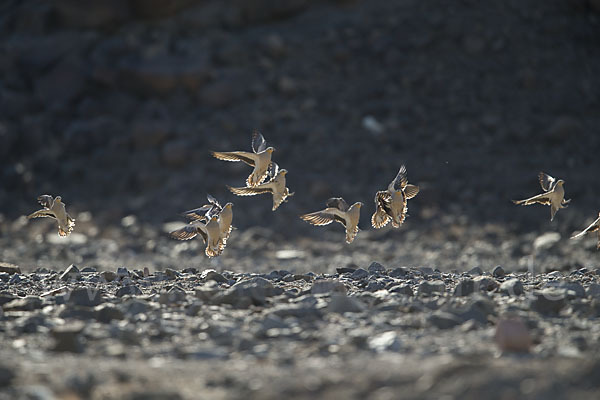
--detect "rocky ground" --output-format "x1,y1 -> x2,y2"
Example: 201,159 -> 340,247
1,262 -> 600,399
2,0 -> 600,398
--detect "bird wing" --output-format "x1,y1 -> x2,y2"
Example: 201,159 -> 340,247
389,165 -> 408,191
404,184 -> 419,199
571,215 -> 600,239
227,184 -> 273,197
181,205 -> 213,221
512,192 -> 551,206
326,197 -> 349,212
37,195 -> 54,209
27,209 -> 56,220
170,224 -> 207,242
371,191 -> 392,229
300,207 -> 347,227
206,194 -> 222,209
211,151 -> 258,167
266,162 -> 279,182
252,130 -> 267,153
538,172 -> 556,192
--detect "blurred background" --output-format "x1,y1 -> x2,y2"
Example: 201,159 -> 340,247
1,0 -> 599,273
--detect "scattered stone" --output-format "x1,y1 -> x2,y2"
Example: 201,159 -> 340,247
327,294 -> 366,314
389,267 -> 408,278
67,287 -> 104,307
499,279 -> 525,296
495,317 -> 532,353
336,266 -> 356,274
201,269 -> 227,283
468,266 -> 483,276
454,279 -> 475,296
117,267 -> 130,279
0,262 -> 21,275
51,322 -> 85,353
428,311 -> 463,329
473,276 -> 499,292
116,285 -> 143,297
159,286 -> 187,304
60,265 -> 81,282
368,262 -> 386,274
311,280 -> 347,295
418,280 -> 446,296
388,284 -> 413,296
95,304 -> 125,323
587,283 -> 600,299
529,289 -> 567,315
492,266 -> 506,278
100,271 -> 117,282
365,281 -> 385,292
368,331 -> 402,352
164,268 -> 180,280
544,281 -> 585,299
0,364 -> 16,387
351,268 -> 369,280
2,296 -> 42,312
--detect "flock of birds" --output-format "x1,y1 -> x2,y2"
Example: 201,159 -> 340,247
26,131 -> 600,258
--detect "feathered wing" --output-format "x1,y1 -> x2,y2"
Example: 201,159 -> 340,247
227,184 -> 273,197
371,191 -> 392,229
170,224 -> 207,242
266,162 -> 279,182
251,130 -> 267,154
389,165 -> 408,191
211,151 -> 258,167
27,209 -> 56,220
404,184 -> 419,199
300,207 -> 347,227
182,205 -> 213,221
571,215 -> 600,239
512,192 -> 551,206
326,197 -> 349,212
37,195 -> 54,209
538,172 -> 556,192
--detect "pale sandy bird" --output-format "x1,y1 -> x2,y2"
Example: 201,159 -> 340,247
27,195 -> 75,236
182,195 -> 234,243
371,165 -> 419,229
211,130 -> 274,188
512,172 -> 570,221
571,212 -> 600,249
170,215 -> 225,258
227,163 -> 293,211
300,197 -> 363,243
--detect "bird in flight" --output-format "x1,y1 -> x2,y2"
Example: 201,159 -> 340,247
513,172 -> 570,221
27,195 -> 75,236
227,162 -> 293,211
300,197 -> 363,243
170,214 -> 225,258
371,165 -> 419,229
211,130 -> 275,188
182,195 -> 234,243
571,212 -> 600,249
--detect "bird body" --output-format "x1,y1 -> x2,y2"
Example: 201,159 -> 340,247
27,195 -> 75,236
182,195 -> 234,242
211,131 -> 274,187
227,163 -> 293,211
169,215 -> 225,258
300,197 -> 363,243
372,165 -> 419,229
513,172 -> 570,221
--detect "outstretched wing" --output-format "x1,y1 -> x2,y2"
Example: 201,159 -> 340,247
300,207 -> 347,227
404,184 -> 419,199
206,194 -> 222,209
181,205 -> 213,221
27,209 -> 56,220
512,192 -> 551,206
211,151 -> 258,167
227,184 -> 273,197
251,130 -> 267,154
37,195 -> 54,209
372,191 -> 392,229
538,172 -> 556,192
170,224 -> 207,243
326,197 -> 349,212
389,165 -> 408,191
571,215 -> 600,239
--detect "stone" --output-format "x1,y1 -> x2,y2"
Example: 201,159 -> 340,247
159,286 -> 187,304
117,267 -> 130,279
327,294 -> 366,314
468,266 -> 483,276
2,296 -> 42,312
0,262 -> 21,275
454,279 -> 475,296
100,271 -> 117,282
418,280 -> 445,296
365,281 -> 385,292
95,304 -> 124,323
60,265 -> 81,282
164,268 -> 180,280
116,285 -> 143,297
389,284 -> 413,296
201,269 -> 227,283
544,281 -> 586,299
368,331 -> 402,352
492,266 -> 506,278
0,294 -> 17,306
428,311 -> 462,329
368,262 -> 386,274
311,280 -> 347,295
51,322 -> 85,353
587,283 -> 600,298
351,268 -> 369,280
67,288 -> 104,307
495,318 -> 531,352
120,299 -> 150,316
499,279 -> 525,296
389,267 -> 408,278
529,289 -> 567,315
473,276 -> 499,292
0,364 -> 16,387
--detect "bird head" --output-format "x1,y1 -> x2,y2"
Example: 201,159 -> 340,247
557,179 -> 565,186
266,147 -> 275,154
224,202 -> 233,209
55,196 -> 62,202
280,169 -> 288,175
355,202 -> 364,208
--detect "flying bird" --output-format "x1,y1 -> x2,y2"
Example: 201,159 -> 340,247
227,163 -> 293,211
571,212 -> 600,249
27,195 -> 75,236
512,172 -> 570,221
371,165 -> 419,229
211,130 -> 275,187
182,195 -> 234,243
169,215 -> 225,258
300,197 -> 363,243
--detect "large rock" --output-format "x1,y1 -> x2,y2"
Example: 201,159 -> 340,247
418,280 -> 446,296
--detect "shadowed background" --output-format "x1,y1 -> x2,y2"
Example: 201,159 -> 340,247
1,0 -> 599,272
